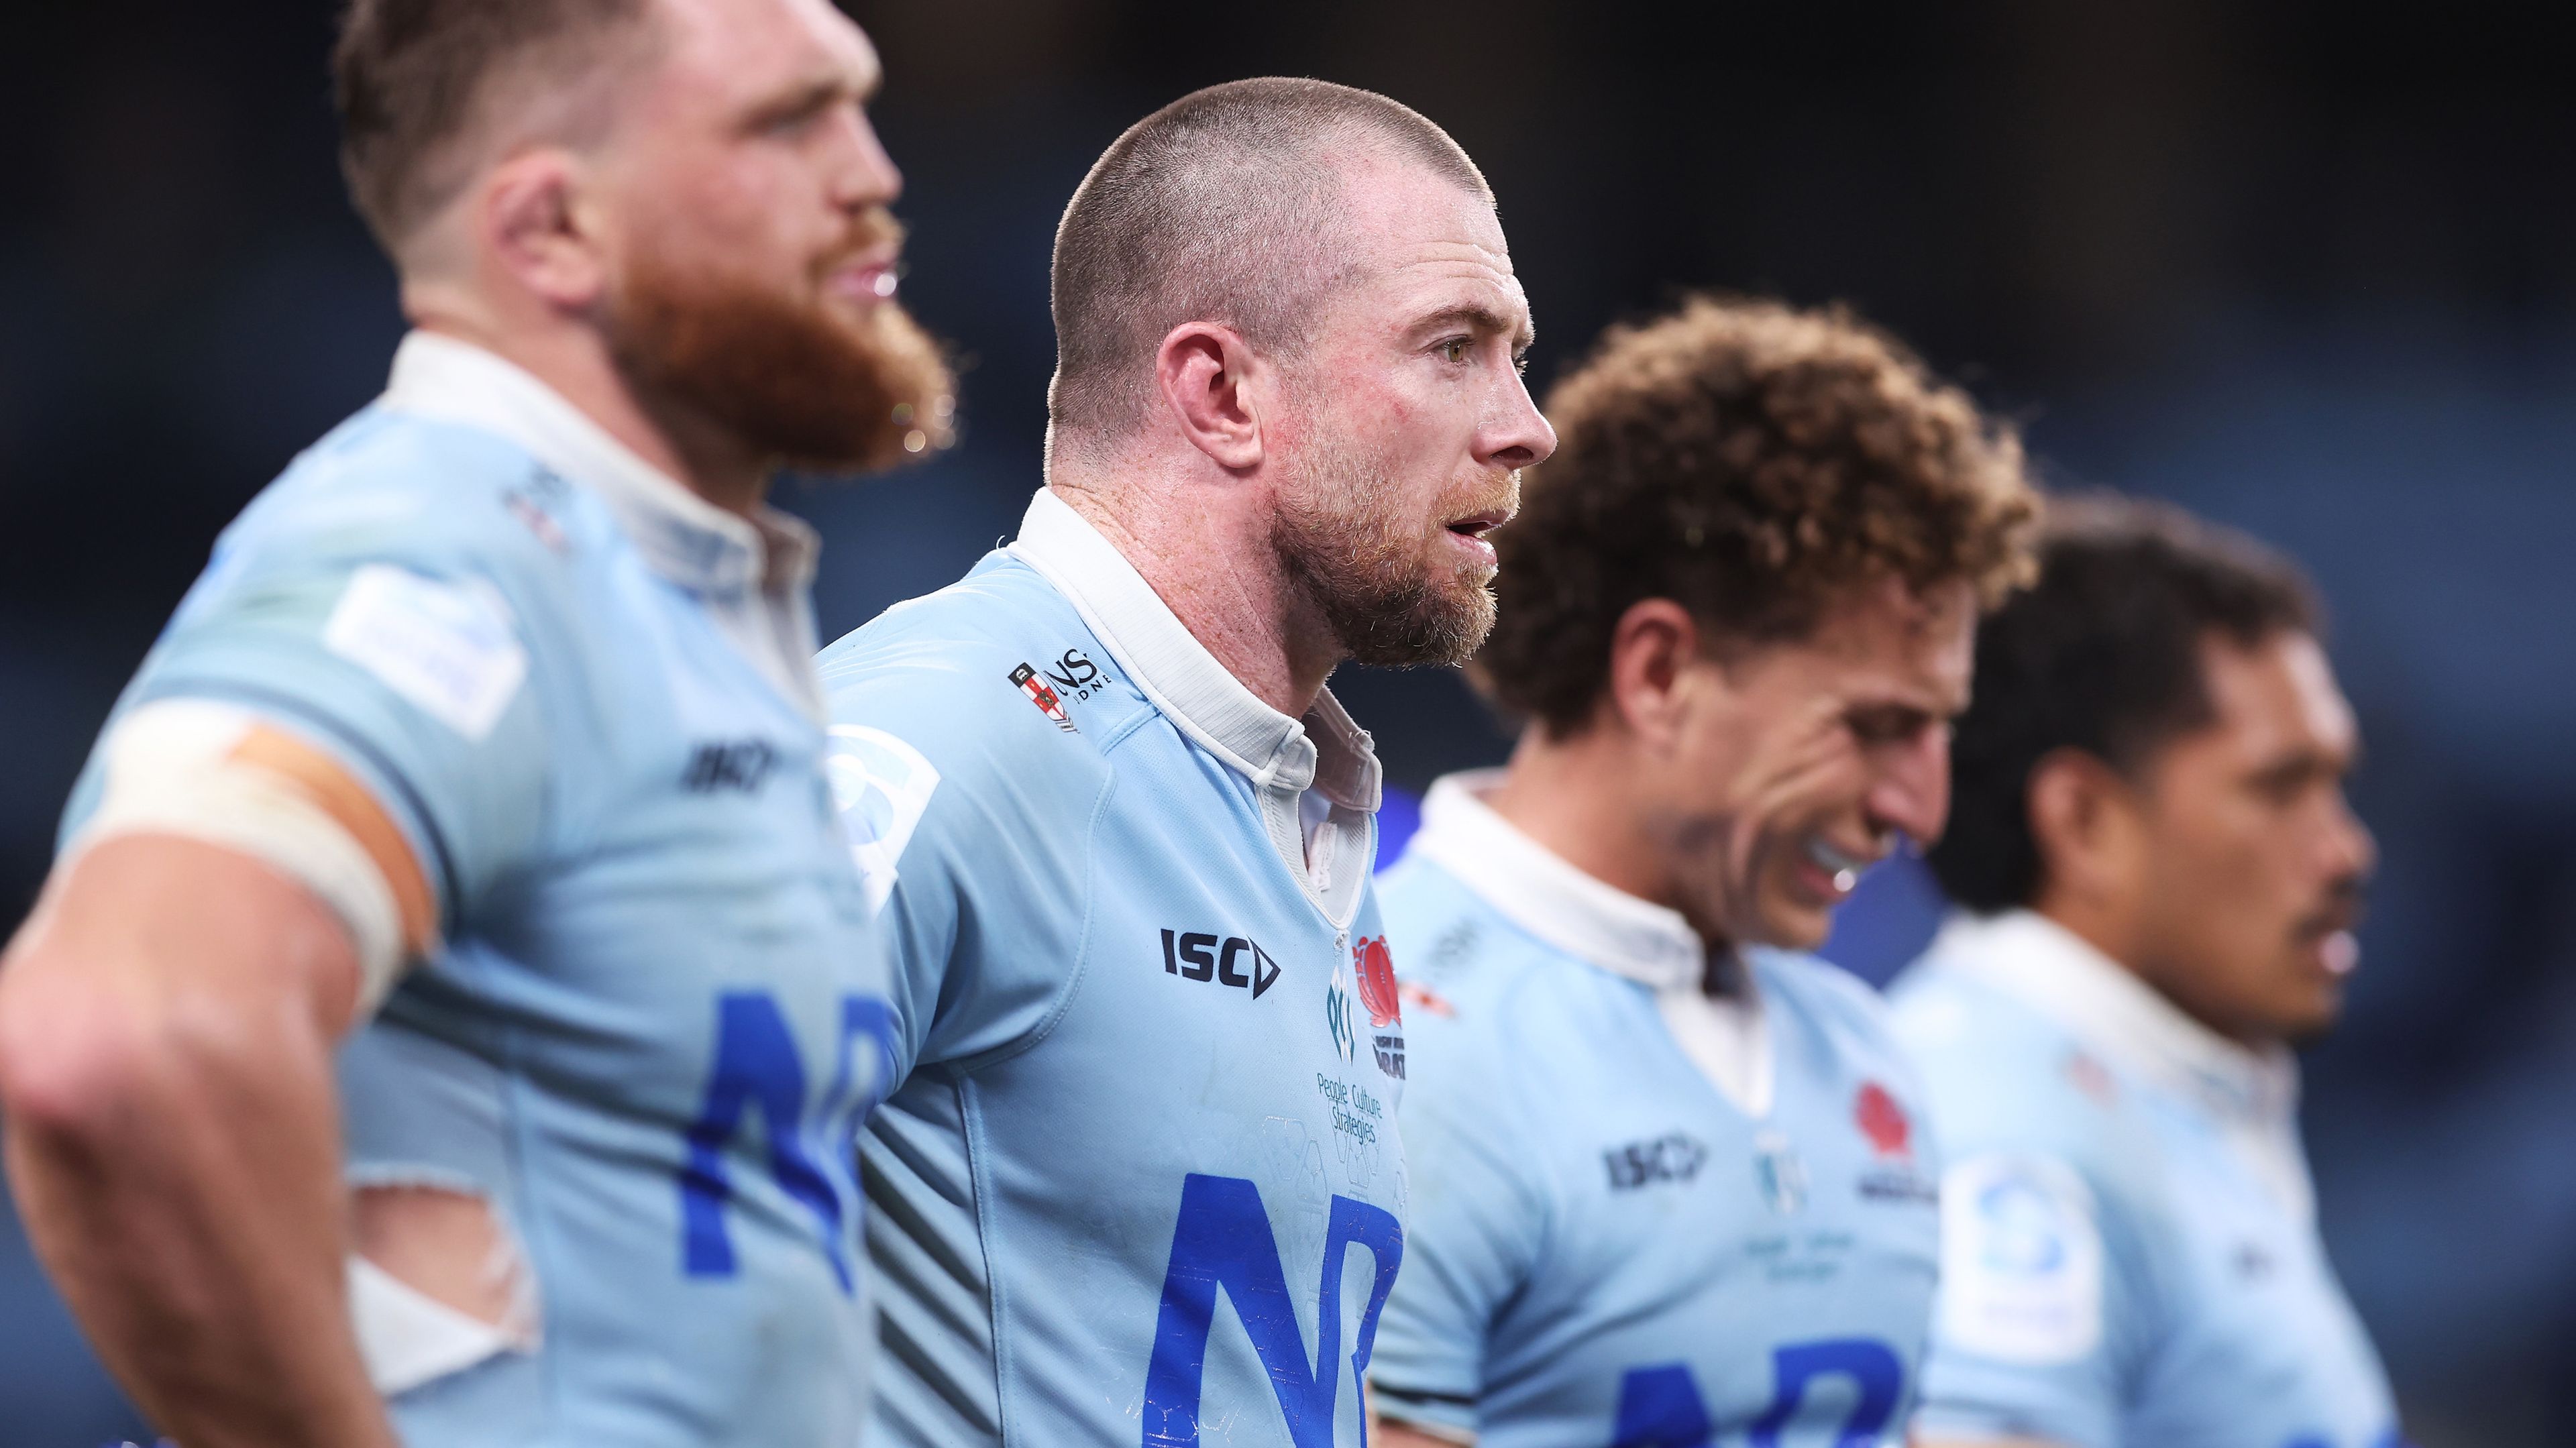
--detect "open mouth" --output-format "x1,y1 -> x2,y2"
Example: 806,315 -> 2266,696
1801,838 -> 1883,895
825,247 -> 903,304
2295,910 -> 2365,977
1444,507 -> 1509,541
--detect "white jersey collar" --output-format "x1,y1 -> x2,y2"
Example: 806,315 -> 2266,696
1411,769 -> 1772,1115
1005,486 -> 1380,813
1927,908 -> 2302,1130
380,330 -> 821,602
1411,770 -> 1703,991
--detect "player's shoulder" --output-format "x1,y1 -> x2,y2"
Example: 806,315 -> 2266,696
818,553 -> 1139,827
1381,854 -> 1580,1005
1752,947 -> 1929,1097
1377,852 -> 1613,1083
225,404 -> 606,595
1888,937 -> 2147,1182
1754,946 -> 1900,1042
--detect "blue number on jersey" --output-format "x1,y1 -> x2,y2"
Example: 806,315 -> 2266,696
680,991 -> 899,1290
1613,1339 -> 1900,1448
1144,1173 -> 1404,1448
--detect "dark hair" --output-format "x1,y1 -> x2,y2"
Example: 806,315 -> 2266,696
333,0 -> 655,249
1046,76 -> 1491,459
1477,295 -> 2038,732
1927,494 -> 2322,913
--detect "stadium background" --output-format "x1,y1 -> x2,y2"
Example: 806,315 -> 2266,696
3,1 -> 2573,1441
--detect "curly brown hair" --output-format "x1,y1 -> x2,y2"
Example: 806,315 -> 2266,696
1478,296 -> 2040,733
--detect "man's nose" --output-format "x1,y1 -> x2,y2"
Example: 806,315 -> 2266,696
1866,728 -> 1951,848
2322,789 -> 2376,885
1479,367 -> 1558,472
824,109 -> 904,212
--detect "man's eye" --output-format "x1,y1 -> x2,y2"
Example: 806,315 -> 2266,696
1848,709 -> 1929,746
1440,337 -> 1472,364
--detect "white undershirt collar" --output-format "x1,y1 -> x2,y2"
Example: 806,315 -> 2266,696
377,330 -> 824,714
1927,909 -> 2298,1119
1411,770 -> 1772,1115
1926,908 -> 2311,1215
1006,486 -> 1380,927
1411,770 -> 1703,990
1005,486 -> 1380,812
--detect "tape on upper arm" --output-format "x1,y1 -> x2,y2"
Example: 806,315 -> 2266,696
62,698 -> 437,1017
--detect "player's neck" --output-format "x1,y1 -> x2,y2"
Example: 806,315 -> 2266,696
1489,728 -> 1717,943
408,314 -> 772,519
1047,476 -> 1341,720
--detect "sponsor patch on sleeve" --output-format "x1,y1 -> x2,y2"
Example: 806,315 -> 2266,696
824,724 -> 941,912
323,565 -> 529,742
1937,1153 -> 2105,1366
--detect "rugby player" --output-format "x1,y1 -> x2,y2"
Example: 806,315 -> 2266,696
815,78 -> 1552,1447
1365,298 -> 2037,1447
0,1 -> 948,1443
1892,497 -> 2400,1447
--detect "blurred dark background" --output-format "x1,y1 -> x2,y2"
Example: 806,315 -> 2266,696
5,1 -> 2574,1442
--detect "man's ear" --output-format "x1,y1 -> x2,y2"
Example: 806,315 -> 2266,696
1155,323 -> 1267,471
1603,598 -> 1705,753
476,150 -> 608,313
2026,747 -> 2143,909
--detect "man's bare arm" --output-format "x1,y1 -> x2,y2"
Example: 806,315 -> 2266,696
1374,1418 -> 1472,1447
0,834 -> 397,1448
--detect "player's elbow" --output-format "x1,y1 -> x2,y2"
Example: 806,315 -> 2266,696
0,940 -> 219,1150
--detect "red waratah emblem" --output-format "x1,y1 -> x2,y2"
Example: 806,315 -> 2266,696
1854,1082 -> 1911,1158
1352,936 -> 1401,1029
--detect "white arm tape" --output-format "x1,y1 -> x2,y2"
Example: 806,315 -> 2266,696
62,698 -> 411,1017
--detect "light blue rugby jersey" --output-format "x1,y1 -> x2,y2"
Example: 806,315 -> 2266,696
1888,910 -> 2403,1448
60,334 -> 896,1445
817,488 -> 1409,1448
1370,775 -> 1942,1447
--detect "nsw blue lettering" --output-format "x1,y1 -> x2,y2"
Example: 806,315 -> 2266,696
1144,1173 -> 1404,1447
1613,1338 -> 1900,1448
680,991 -> 899,1291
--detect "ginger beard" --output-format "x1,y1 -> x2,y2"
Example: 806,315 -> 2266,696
1270,421 -> 1513,669
604,209 -> 954,475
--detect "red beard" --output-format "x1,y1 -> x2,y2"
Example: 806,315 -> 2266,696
605,211 -> 955,476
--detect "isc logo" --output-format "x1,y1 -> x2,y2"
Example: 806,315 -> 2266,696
1161,929 -> 1281,999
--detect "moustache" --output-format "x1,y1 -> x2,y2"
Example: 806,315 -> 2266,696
2292,873 -> 2369,942
814,209 -> 910,278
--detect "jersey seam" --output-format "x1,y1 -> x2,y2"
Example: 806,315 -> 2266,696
958,1074 -> 1014,1447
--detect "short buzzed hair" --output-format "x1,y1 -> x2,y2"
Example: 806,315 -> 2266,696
333,0 -> 660,250
1046,77 -> 1493,459
1929,495 -> 2320,913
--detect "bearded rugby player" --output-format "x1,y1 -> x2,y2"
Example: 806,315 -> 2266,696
1895,498 -> 2402,1448
815,78 -> 1552,1447
0,1 -> 948,1443
1366,298 -> 2037,1448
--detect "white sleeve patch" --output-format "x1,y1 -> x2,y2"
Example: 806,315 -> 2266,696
1937,1153 -> 2105,1365
824,724 -> 940,913
323,565 -> 528,742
